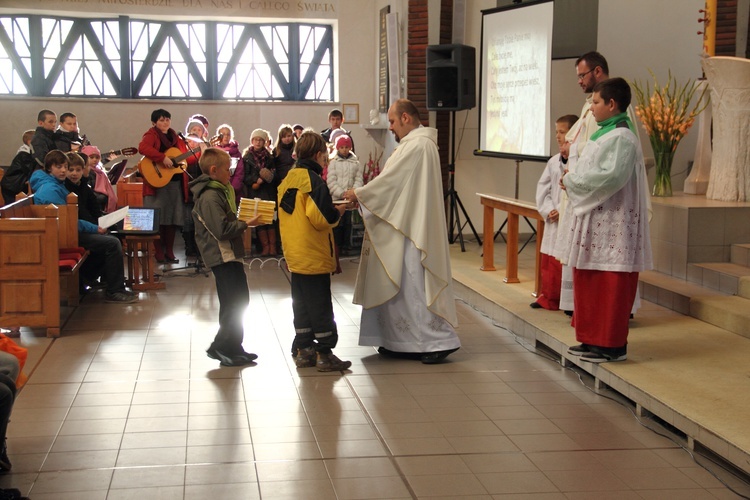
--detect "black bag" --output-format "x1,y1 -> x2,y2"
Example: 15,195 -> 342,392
1,151 -> 35,196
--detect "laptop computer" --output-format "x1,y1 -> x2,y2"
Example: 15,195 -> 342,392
107,159 -> 128,185
115,207 -> 160,235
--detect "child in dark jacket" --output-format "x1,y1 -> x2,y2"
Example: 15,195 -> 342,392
191,148 -> 260,367
63,152 -> 136,303
1,130 -> 36,205
30,109 -> 58,169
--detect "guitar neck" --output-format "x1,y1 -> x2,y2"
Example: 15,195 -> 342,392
171,145 -> 203,164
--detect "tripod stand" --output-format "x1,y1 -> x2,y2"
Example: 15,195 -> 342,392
445,110 -> 482,251
493,159 -> 537,253
160,254 -> 210,278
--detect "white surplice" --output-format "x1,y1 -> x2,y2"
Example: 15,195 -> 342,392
556,127 -> 653,274
352,126 -> 460,352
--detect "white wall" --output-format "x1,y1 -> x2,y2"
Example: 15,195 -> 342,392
597,0 -> 705,192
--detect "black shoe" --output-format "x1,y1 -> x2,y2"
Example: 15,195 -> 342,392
580,345 -> 627,363
0,488 -> 27,499
238,350 -> 258,362
206,347 -> 256,367
377,347 -> 422,360
0,439 -> 11,472
529,302 -> 543,309
567,344 -> 590,356
165,256 -> 179,264
563,310 -> 573,317
421,348 -> 459,364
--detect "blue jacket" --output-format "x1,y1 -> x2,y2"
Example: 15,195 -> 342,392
29,170 -> 98,233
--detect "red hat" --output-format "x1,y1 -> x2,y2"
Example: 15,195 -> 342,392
335,134 -> 352,149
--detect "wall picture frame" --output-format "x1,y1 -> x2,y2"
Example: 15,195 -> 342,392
343,103 -> 359,124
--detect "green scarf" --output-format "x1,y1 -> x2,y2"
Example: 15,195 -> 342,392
207,179 -> 237,213
590,112 -> 634,142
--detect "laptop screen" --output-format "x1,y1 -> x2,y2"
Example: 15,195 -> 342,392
117,207 -> 160,234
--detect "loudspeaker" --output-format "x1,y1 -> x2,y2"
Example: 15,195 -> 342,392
426,44 -> 476,111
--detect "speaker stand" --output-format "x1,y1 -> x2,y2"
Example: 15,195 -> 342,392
445,110 -> 481,252
493,159 -> 537,253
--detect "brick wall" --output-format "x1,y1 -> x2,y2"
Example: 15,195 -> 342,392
716,0 -> 738,55
407,0 -> 454,193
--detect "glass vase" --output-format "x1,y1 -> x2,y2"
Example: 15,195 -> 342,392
652,151 -> 674,197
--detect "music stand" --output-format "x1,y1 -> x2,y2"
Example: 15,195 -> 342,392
160,254 -> 210,279
107,159 -> 128,185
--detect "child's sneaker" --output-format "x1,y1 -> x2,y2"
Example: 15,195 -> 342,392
316,352 -> 352,372
294,347 -> 317,368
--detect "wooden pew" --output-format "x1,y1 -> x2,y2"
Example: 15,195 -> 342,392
0,193 -> 88,337
117,177 -> 143,208
477,193 -> 545,297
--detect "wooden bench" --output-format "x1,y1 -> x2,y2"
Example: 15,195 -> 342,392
477,193 -> 545,297
117,178 -> 143,208
0,193 -> 88,337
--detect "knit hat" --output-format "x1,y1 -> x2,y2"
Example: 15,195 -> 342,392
335,135 -> 352,149
186,120 -> 206,137
329,128 -> 346,146
81,145 -> 101,157
251,128 -> 270,142
292,123 -> 304,131
190,114 -> 209,127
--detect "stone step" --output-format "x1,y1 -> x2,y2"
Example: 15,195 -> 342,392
640,270 -> 750,338
687,261 -> 750,296
639,270 -> 725,315
731,243 -> 750,267
691,295 -> 750,340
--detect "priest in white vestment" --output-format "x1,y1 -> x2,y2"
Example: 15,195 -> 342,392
343,99 -> 461,364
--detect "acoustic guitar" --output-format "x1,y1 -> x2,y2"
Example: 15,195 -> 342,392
105,147 -> 138,157
137,145 -> 203,188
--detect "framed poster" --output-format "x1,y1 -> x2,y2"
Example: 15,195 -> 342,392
378,5 -> 390,112
343,103 -> 359,124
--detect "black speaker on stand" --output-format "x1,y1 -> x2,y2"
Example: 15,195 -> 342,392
426,44 -> 481,252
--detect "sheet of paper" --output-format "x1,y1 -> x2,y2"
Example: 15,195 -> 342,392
99,205 -> 129,228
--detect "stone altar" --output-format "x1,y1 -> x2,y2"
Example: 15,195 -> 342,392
703,56 -> 750,201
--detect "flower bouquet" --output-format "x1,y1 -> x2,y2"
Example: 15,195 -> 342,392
363,151 -> 383,184
632,71 -> 709,196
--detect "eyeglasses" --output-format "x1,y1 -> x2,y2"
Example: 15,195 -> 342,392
577,68 -> 596,80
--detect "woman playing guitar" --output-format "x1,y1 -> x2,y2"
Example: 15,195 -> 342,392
138,109 -> 206,264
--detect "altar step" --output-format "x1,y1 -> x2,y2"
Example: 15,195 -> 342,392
683,243 -> 750,297
640,243 -> 750,340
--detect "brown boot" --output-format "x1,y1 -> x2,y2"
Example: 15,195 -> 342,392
294,347 -> 317,368
316,352 -> 352,372
258,228 -> 270,256
267,228 -> 278,256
